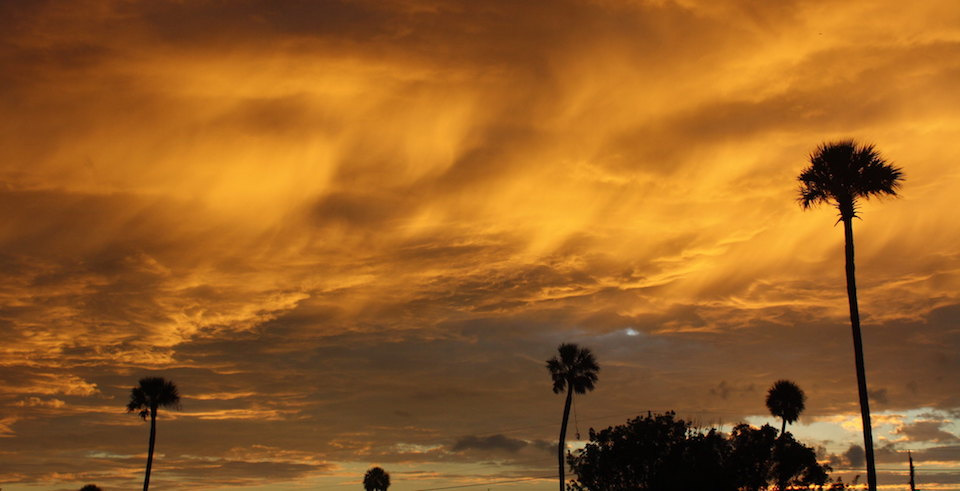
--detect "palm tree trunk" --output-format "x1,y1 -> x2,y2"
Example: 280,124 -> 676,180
842,216 -> 877,491
558,385 -> 573,491
909,451 -> 916,491
143,407 -> 157,491
780,418 -> 786,437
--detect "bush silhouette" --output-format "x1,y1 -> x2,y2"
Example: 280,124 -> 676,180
567,412 -> 831,491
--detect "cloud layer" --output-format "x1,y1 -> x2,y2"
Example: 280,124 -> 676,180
2,0 -> 960,489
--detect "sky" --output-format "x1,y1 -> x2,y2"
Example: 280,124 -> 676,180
2,0 -> 960,489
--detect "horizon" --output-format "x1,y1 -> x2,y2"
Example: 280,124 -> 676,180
2,1 -> 959,490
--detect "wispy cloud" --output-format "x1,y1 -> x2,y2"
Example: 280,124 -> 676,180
2,0 -> 959,488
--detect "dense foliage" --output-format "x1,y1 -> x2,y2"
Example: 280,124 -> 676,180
363,466 -> 391,491
567,412 -> 831,491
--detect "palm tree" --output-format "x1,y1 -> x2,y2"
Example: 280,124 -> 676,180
79,486 -> 103,491
363,466 -> 390,491
547,343 -> 599,491
765,380 -> 806,436
127,377 -> 181,491
798,140 -> 903,491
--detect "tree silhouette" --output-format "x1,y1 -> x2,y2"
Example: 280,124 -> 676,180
726,423 -> 780,491
547,343 -> 599,491
567,413 -> 831,491
127,377 -> 181,491
363,466 -> 390,491
909,451 -> 916,491
79,486 -> 103,491
766,380 -> 806,437
798,140 -> 903,491
569,411 -> 733,490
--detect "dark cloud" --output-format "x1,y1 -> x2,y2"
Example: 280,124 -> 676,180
124,0 -> 402,46
843,444 -> 866,468
312,189 -> 416,230
895,421 -> 960,443
869,388 -> 889,405
913,445 -> 960,464
165,457 -> 332,486
710,380 -> 757,401
2,0 -> 960,489
452,434 -> 528,453
214,94 -> 342,137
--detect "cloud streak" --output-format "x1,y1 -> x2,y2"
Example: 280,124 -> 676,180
2,0 -> 960,489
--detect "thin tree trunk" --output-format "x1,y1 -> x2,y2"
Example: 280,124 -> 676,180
843,216 -> 877,491
909,451 -> 916,491
780,418 -> 786,437
558,385 -> 573,491
144,407 -> 157,491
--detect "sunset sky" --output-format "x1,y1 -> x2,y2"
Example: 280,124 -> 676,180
2,0 -> 960,489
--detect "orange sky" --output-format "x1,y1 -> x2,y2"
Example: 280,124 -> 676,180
2,0 -> 960,489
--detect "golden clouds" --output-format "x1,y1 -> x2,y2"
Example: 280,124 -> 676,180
2,0 -> 960,488
0,373 -> 98,397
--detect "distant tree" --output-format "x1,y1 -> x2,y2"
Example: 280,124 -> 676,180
79,486 -> 103,491
127,377 -> 180,491
363,466 -> 390,491
766,380 -> 806,436
829,476 -> 856,490
567,414 -> 831,491
798,140 -> 903,491
547,343 -> 599,491
567,412 -> 735,491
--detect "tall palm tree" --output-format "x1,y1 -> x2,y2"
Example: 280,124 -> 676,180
765,380 -> 806,436
127,377 -> 181,491
363,466 -> 390,491
547,343 -> 599,491
798,140 -> 903,491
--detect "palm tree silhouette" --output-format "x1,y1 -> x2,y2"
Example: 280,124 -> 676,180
79,486 -> 103,491
127,377 -> 181,491
363,466 -> 390,490
798,140 -> 903,491
547,343 -> 599,491
765,380 -> 806,436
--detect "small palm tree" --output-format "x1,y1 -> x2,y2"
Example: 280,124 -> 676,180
766,380 -> 806,436
798,140 -> 903,491
547,343 -> 599,491
79,486 -> 103,491
127,377 -> 181,491
363,466 -> 390,491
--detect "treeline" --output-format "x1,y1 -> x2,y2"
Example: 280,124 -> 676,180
567,412 -> 840,491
